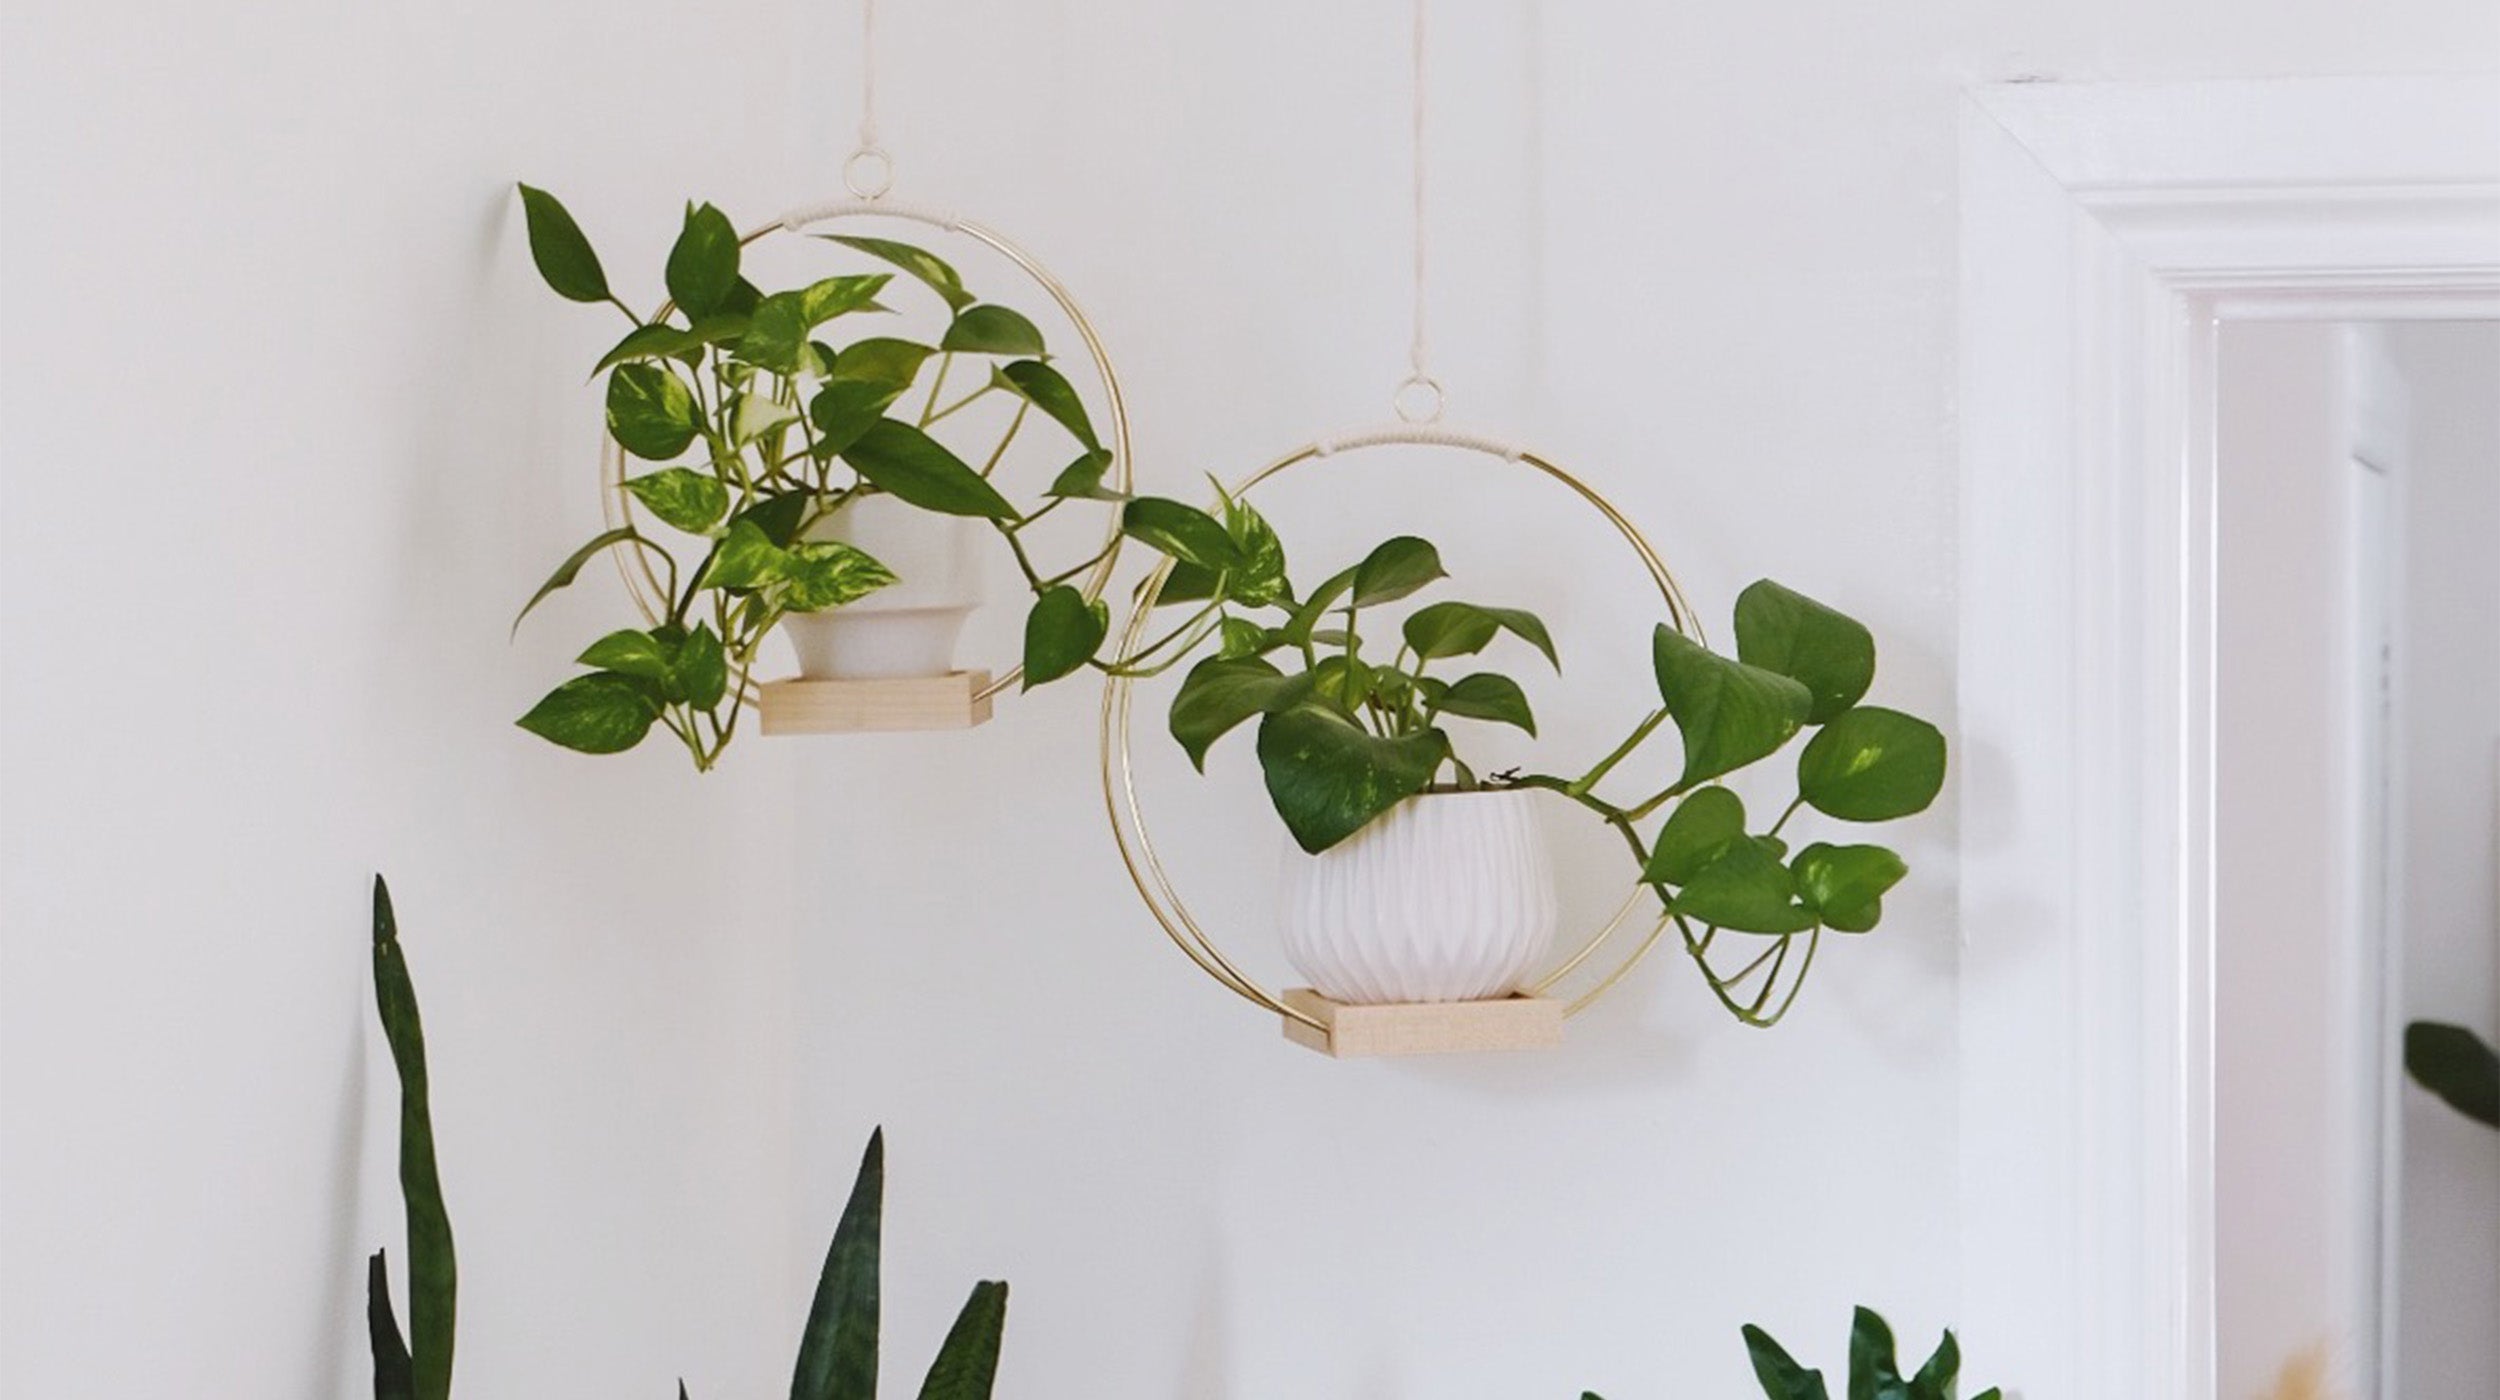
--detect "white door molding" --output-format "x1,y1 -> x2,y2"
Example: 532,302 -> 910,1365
1955,75 -> 2500,1398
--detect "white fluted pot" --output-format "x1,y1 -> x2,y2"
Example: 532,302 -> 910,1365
779,494 -> 979,680
1278,789 -> 1560,1004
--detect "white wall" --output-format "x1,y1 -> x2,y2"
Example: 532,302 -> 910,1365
2387,321 -> 2500,1400
6,5 -> 2499,1400
1,1 -> 816,1394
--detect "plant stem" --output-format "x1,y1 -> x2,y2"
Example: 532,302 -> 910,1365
977,400 -> 1029,478
605,295 -> 644,326
1571,707 -> 1666,797
1099,601 -> 1224,676
1766,795 -> 1808,838
918,353 -> 954,426
924,384 -> 999,430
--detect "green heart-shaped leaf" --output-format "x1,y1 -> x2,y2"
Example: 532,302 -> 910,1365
1672,838 -> 1817,934
777,540 -> 897,613
625,468 -> 729,534
996,360 -> 1097,449
1220,493 -> 1289,607
843,421 -> 1020,520
676,624 -> 728,709
606,363 -> 700,461
1793,843 -> 1907,933
1644,785 -> 1747,886
1021,586 -> 1107,689
1797,706 -> 1947,822
1403,601 -> 1499,659
1735,579 -> 1876,725
1652,626 -> 1812,788
1122,497 -> 1242,573
1349,536 -> 1446,608
1255,704 -> 1448,854
940,304 -> 1045,357
515,183 -> 609,304
1168,656 -> 1315,770
516,672 -> 659,755
701,519 -> 787,592
665,201 -> 740,318
1428,672 -> 1535,735
1047,450 -> 1124,501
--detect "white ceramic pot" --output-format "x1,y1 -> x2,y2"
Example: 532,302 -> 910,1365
779,494 -> 980,680
1277,789 -> 1560,1004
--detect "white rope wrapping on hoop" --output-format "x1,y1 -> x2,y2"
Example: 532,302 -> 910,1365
778,199 -> 965,233
1314,423 -> 1523,461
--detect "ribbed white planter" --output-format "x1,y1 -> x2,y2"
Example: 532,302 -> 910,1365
779,494 -> 978,680
1278,789 -> 1560,1005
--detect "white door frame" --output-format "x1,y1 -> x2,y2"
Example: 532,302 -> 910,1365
1955,75 -> 2500,1398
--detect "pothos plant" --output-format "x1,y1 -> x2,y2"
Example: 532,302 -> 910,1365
508,185 -> 1148,769
1150,521 -> 1948,1027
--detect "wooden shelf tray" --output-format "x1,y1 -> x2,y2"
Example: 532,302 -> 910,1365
757,671 -> 993,735
1279,988 -> 1564,1058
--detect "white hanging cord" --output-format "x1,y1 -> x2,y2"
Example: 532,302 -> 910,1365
845,0 -> 895,199
1394,0 -> 1444,424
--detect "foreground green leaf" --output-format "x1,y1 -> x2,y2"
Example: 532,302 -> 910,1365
1349,536 -> 1446,608
997,360 -> 1097,449
1644,785 -> 1747,886
1168,656 -> 1314,770
844,422 -> 1019,520
516,673 -> 659,754
1022,586 -> 1107,688
1847,1306 -> 1905,1400
367,1251 -> 414,1400
1256,703 -> 1448,854
2406,1021 -> 2500,1129
1427,672 -> 1535,734
702,519 -> 787,592
1047,450 -> 1123,501
606,362 -> 700,461
515,183 -> 609,304
941,304 -> 1045,357
791,1130 -> 883,1400
677,624 -> 728,709
1906,1327 -> 1961,1400
914,1281 -> 1008,1400
1122,498 -> 1241,574
371,878 -> 456,1400
1653,626 -> 1812,788
778,540 -> 898,613
1796,707 -> 1947,822
1673,838 -> 1817,934
1742,1324 -> 1833,1400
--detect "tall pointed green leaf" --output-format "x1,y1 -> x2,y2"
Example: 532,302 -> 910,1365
822,235 -> 972,311
843,422 -> 1020,520
1847,1307 -> 1906,1400
515,184 -> 610,304
372,878 -> 455,1400
367,1251 -> 414,1400
914,1280 -> 1008,1400
1742,1324 -> 1833,1400
1907,1328 -> 1960,1400
791,1130 -> 883,1400
941,305 -> 1045,357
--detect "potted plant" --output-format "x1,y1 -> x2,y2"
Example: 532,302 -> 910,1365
1138,505 -> 1948,1022
508,187 -> 1136,767
1581,1305 -> 2006,1400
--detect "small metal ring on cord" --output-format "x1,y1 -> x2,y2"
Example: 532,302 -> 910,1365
843,146 -> 895,201
1392,373 -> 1445,424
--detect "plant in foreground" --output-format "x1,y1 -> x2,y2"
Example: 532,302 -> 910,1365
1581,1305 -> 2004,1400
367,875 -> 456,1400
2405,1019 -> 2499,1130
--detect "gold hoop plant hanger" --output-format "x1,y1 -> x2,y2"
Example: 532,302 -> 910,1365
603,0 -> 1133,733
1098,0 -> 1700,1057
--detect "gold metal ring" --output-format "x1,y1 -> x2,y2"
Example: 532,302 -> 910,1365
601,202 -> 1133,705
1098,428 -> 1698,1029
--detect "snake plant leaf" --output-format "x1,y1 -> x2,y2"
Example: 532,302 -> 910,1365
607,362 -> 701,461
1734,579 -> 1877,725
996,360 -> 1098,449
844,421 -> 1020,520
914,1280 -> 1009,1400
515,183 -> 610,304
371,878 -> 456,1400
1427,672 -> 1535,735
792,1130 -> 883,1400
1348,536 -> 1446,608
1847,1306 -> 1906,1400
1652,626 -> 1813,788
1168,656 -> 1314,770
940,305 -> 1046,357
2405,1021 -> 2500,1129
1645,785 -> 1748,886
367,1251 -> 415,1400
1047,450 -> 1124,501
625,468 -> 730,535
1256,702 -> 1448,854
1742,1324 -> 1833,1400
512,526 -> 641,634
1793,843 -> 1908,934
594,323 -> 704,377
1672,838 -> 1818,934
517,672 -> 661,754
1906,1327 -> 1960,1400
1122,498 -> 1242,574
822,235 -> 973,311
1796,707 -> 1948,822
665,201 -> 741,318
1022,586 -> 1108,689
